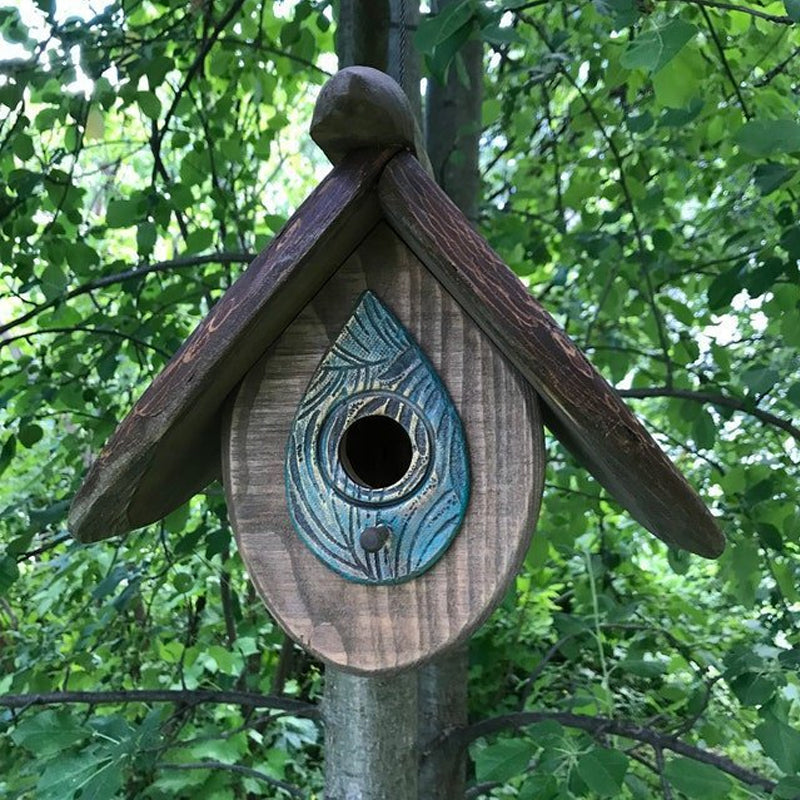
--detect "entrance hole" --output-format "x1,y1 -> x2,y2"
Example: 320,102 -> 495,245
339,415 -> 413,489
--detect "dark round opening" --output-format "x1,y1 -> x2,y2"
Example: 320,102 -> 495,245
339,415 -> 413,489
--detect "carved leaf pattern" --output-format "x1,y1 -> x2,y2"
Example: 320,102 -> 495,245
285,291 -> 470,584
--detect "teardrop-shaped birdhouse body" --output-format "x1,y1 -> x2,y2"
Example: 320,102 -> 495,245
286,292 -> 470,584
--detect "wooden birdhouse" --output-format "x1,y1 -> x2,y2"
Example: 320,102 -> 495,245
70,68 -> 724,675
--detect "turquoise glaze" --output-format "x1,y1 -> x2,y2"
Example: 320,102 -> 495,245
285,291 -> 470,585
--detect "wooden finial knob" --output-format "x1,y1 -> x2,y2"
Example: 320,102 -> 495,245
311,66 -> 432,175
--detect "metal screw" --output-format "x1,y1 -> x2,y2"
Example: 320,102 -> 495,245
360,525 -> 391,553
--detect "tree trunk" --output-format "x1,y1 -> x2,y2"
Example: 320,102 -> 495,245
326,3 -> 482,797
324,670 -> 418,800
418,647 -> 469,799
425,0 -> 483,225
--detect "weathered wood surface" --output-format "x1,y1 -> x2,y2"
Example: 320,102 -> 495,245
285,291 -> 471,585
223,223 -> 544,673
69,148 -> 396,543
311,66 -> 433,176
378,151 -> 725,559
323,669 -> 418,799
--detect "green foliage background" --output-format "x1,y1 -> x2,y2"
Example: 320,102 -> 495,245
1,0 -> 799,797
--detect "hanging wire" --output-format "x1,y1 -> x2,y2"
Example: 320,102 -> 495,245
398,0 -> 408,88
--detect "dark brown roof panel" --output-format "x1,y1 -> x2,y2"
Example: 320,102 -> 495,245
378,151 -> 724,559
69,147 -> 397,543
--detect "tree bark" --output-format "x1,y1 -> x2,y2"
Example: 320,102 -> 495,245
418,647 -> 469,799
323,670 -> 418,800
425,0 -> 483,225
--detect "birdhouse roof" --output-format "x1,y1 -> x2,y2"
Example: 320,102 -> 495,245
69,68 -> 724,559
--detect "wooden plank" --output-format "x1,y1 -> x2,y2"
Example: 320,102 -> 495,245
378,151 -> 725,559
69,147 -> 397,544
223,223 -> 544,673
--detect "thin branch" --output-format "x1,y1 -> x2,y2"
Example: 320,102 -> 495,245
0,689 -> 319,718
618,387 -> 800,441
18,533 -> 72,560
699,6 -> 751,119
449,711 -> 776,793
0,326 -> 172,359
654,745 -> 674,800
755,44 -> 800,85
0,252 -> 254,337
157,761 -> 303,797
465,781 -> 503,799
679,0 -> 796,24
524,17 -> 674,382
151,0 -> 247,170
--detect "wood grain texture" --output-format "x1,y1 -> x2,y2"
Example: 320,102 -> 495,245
69,148 -> 396,544
223,224 -> 544,674
378,151 -> 725,559
285,291 -> 471,584
310,66 -> 433,176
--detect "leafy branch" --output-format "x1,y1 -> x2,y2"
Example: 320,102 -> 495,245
618,387 -> 800,441
157,761 -> 304,797
0,689 -> 319,718
0,253 -> 254,337
677,0 -> 796,25
447,711 -> 777,794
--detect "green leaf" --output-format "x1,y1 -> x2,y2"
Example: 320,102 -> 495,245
0,555 -> 20,594
787,382 -> 800,408
207,644 -> 237,675
37,752 -> 112,799
415,0 -> 474,55
65,242 -> 99,272
137,90 -> 161,120
474,738 -> 536,782
11,710 -> 90,755
753,163 -> 796,195
729,671 -> 776,706
692,409 -> 716,449
41,263 -> 68,299
620,658 -> 666,677
756,714 -> 800,773
18,423 -> 44,447
79,761 -> 124,800
730,539 -> 760,607
106,198 -> 139,228
653,48 -> 701,108
742,366 -> 778,395
620,20 -> 697,73
519,773 -> 559,799
775,775 -> 800,799
481,23 -> 523,46
785,0 -> 800,22
173,571 -> 192,593
664,757 -> 731,799
773,559 -> 799,602
13,132 -> 34,160
0,436 -> 16,479
576,748 -> 629,796
185,228 -> 214,253
736,120 -> 800,157
594,0 -> 640,26
780,226 -> 800,259
756,522 -> 782,551
137,221 -> 157,255
145,54 -> 174,89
